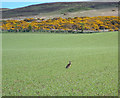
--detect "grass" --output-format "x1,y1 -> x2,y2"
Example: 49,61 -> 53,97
2,32 -> 118,96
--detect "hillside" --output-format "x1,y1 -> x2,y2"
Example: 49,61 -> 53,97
2,2 -> 118,19
0,8 -> 10,11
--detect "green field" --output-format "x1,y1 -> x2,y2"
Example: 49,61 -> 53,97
2,32 -> 118,96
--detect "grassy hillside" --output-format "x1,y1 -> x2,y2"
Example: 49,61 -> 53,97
0,8 -> 10,11
2,32 -> 118,96
2,2 -> 118,19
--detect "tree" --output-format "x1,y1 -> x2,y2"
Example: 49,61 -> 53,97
79,23 -> 85,33
28,24 -> 32,32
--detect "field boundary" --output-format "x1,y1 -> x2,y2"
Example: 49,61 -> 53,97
0,33 -> 2,97
1,29 -> 118,34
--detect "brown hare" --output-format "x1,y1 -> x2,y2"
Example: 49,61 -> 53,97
66,61 -> 71,68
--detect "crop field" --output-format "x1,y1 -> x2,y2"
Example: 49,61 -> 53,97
2,32 -> 118,96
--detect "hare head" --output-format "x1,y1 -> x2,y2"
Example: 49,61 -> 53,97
69,61 -> 71,64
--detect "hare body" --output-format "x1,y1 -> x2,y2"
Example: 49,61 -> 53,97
66,61 -> 71,68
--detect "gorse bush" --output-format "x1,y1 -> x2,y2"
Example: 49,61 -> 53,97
1,16 -> 119,33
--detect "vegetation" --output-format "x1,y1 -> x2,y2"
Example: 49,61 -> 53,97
66,7 -> 93,12
1,16 -> 119,33
2,32 -> 118,96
